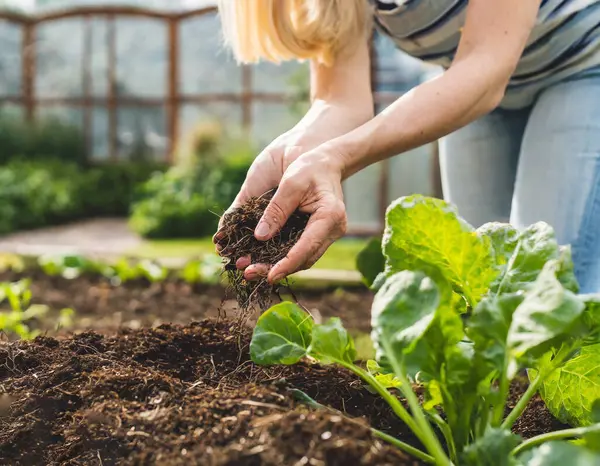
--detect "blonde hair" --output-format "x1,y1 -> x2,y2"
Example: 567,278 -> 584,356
217,0 -> 372,66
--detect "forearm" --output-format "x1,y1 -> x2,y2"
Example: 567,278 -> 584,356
336,60 -> 505,179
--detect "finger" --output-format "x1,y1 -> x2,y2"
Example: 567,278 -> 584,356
214,150 -> 282,242
244,263 -> 271,281
213,188 -> 250,242
304,240 -> 335,270
255,179 -> 304,241
267,215 -> 339,283
236,256 -> 251,270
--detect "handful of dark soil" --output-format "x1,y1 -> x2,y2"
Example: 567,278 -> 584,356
216,190 -> 310,312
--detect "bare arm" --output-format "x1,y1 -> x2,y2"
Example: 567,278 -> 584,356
220,38 -> 374,280
335,0 -> 541,178
259,0 -> 542,283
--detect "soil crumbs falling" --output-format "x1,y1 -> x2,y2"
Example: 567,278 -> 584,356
216,191 -> 310,312
0,321 -> 566,466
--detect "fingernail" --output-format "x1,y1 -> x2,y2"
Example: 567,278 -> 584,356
255,222 -> 270,240
245,270 -> 258,281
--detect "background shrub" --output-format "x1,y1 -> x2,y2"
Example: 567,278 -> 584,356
129,123 -> 254,239
80,162 -> 166,217
0,115 -> 86,167
0,160 -> 82,234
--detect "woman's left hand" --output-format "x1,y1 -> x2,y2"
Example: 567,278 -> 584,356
240,145 -> 348,283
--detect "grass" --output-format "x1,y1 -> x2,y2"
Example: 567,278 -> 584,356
131,237 -> 369,271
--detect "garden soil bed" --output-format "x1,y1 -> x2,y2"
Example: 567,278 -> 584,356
0,272 -> 375,334
0,274 -> 568,465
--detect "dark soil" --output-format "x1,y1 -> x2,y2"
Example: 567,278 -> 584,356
0,321 -> 565,466
0,321 -> 418,465
0,271 -> 375,335
0,273 -> 568,465
216,191 -> 310,312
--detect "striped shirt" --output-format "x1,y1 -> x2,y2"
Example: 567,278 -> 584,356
372,0 -> 600,109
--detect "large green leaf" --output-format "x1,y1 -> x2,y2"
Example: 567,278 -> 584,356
356,237 -> 385,288
308,318 -> 356,365
477,222 -> 519,267
460,427 -> 521,466
250,302 -> 313,365
581,294 -> 600,342
382,195 -> 497,308
468,293 -> 524,373
491,223 -> 578,296
538,344 -> 600,427
518,441 -> 600,465
507,262 -> 584,369
371,270 -> 440,360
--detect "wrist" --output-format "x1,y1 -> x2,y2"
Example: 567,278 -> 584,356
297,143 -> 346,180
304,97 -> 374,126
330,127 -> 372,180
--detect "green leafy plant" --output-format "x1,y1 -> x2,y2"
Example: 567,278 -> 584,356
0,114 -> 86,167
129,121 -> 253,239
0,279 -> 74,339
0,160 -> 161,235
250,195 -> 600,465
179,255 -> 223,285
35,253 -> 223,286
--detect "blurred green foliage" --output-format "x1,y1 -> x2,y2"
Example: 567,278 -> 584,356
0,115 -> 87,167
130,122 -> 253,239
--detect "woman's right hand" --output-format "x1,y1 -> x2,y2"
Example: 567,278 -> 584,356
214,98 -> 372,275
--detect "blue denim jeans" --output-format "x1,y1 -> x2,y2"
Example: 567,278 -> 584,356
439,73 -> 600,293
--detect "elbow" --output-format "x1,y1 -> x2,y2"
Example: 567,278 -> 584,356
480,83 -> 507,115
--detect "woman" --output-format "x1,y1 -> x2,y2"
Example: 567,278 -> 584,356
215,0 -> 600,293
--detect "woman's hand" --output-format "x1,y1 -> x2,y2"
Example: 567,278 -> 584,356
246,146 -> 347,283
214,99 -> 371,279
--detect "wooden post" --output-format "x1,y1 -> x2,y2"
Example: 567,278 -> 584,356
166,18 -> 179,164
22,22 -> 36,122
82,16 -> 93,161
107,14 -> 117,161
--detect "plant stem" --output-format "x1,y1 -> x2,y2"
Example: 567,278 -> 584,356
373,429 -> 437,464
502,344 -> 573,430
381,341 -> 452,466
501,372 -> 543,430
492,358 -> 510,426
511,424 -> 600,457
339,362 -> 420,434
429,412 -> 458,464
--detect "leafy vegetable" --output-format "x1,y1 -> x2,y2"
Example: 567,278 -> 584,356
355,237 -> 385,288
0,279 -> 74,339
460,428 -> 521,466
381,195 -> 497,308
251,195 -> 600,465
518,441 -> 600,465
250,302 -> 313,365
309,317 -> 356,364
35,254 -> 224,286
538,344 -> 600,426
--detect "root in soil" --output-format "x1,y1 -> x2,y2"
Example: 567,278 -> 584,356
216,190 -> 310,313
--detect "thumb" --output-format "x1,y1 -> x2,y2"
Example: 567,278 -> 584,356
255,181 -> 303,241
